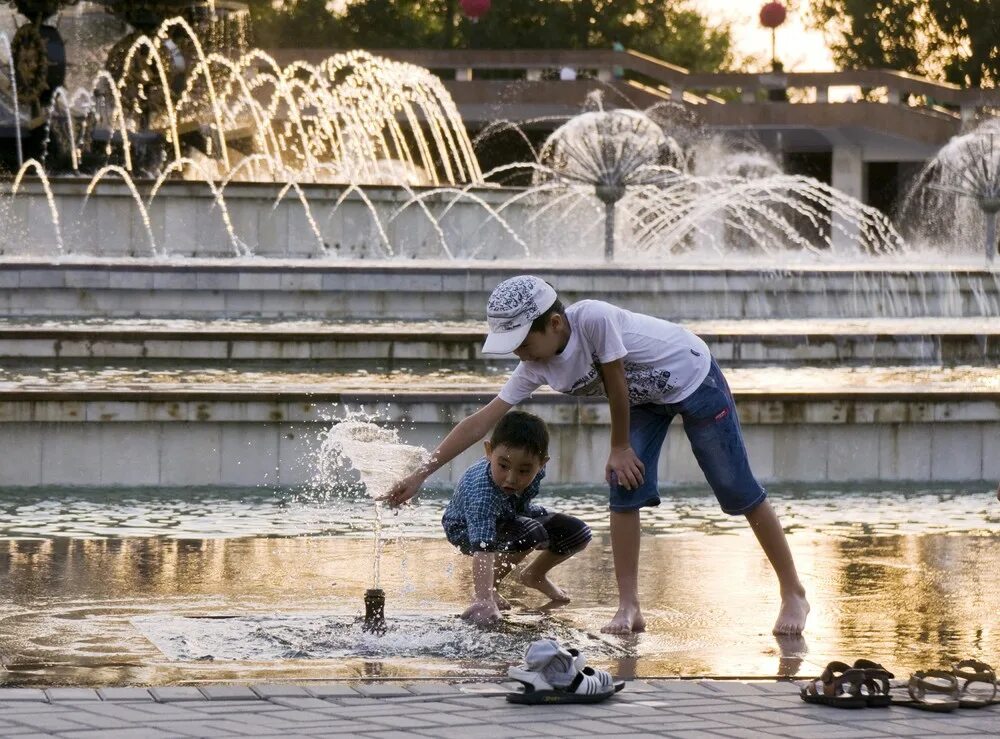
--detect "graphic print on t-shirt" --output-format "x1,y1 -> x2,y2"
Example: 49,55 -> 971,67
564,353 -> 676,404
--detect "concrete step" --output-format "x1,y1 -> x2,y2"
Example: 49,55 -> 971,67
1,317 -> 998,368
0,365 -> 995,488
1,258 -> 998,320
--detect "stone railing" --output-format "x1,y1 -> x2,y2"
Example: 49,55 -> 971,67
267,47 -> 1000,122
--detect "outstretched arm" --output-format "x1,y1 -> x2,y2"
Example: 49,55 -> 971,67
598,359 -> 644,490
382,396 -> 512,507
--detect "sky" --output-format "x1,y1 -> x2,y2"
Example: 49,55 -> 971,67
692,0 -> 837,72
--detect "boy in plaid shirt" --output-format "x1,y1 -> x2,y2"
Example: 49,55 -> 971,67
443,410 -> 591,626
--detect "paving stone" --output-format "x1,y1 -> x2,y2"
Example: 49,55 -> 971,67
6,714 -> 88,732
149,687 -> 207,702
304,684 -> 361,698
268,696 -> 338,710
362,731 -> 433,739
413,725 -> 545,739
364,713 -> 446,730
251,684 -> 311,699
96,688 -> 155,701
651,681 -> 720,694
0,689 -> 48,701
147,719 -> 264,736
698,681 -> 762,695
44,688 -> 101,702
59,728 -> 201,739
353,683 -> 414,697
199,685 -> 260,701
404,681 -> 463,695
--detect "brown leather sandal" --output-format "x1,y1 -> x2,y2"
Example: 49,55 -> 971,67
853,659 -> 894,707
800,661 -> 867,708
891,670 -> 960,712
953,659 -> 999,708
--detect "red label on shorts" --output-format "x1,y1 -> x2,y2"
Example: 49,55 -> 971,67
714,408 -> 729,421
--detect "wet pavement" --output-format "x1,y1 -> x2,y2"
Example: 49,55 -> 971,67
1,486 -> 998,687
0,679 -> 996,738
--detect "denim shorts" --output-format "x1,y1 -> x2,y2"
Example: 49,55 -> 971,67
609,358 -> 767,516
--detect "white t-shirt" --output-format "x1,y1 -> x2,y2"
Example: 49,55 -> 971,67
498,300 -> 711,406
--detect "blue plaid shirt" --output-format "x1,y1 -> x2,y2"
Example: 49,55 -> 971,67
442,457 -> 547,551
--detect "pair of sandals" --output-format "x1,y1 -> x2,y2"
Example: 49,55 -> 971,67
801,658 -> 999,712
896,660 -> 1000,712
507,643 -> 625,704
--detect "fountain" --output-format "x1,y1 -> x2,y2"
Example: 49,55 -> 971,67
314,419 -> 428,633
900,119 -> 1000,264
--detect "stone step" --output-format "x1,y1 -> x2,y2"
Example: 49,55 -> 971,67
0,317 -> 997,368
0,365 -> 996,488
1,258 -> 998,320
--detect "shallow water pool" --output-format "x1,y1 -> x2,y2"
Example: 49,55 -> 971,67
0,483 -> 997,686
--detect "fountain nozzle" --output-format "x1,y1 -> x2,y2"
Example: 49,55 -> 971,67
363,588 -> 386,633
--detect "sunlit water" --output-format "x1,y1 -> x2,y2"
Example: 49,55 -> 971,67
0,484 -> 997,686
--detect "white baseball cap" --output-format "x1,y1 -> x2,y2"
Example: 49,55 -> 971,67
482,276 -> 558,355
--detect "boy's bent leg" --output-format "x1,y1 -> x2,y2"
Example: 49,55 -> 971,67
520,513 -> 591,602
746,500 -> 809,634
494,550 -> 530,609
602,509 -> 646,634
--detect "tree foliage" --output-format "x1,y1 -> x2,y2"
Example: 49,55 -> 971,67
248,0 -> 734,72
811,0 -> 1000,86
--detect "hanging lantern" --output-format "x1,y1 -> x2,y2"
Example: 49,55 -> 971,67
759,2 -> 786,28
460,0 -> 490,22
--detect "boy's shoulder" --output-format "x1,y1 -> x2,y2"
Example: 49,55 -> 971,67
457,457 -> 491,489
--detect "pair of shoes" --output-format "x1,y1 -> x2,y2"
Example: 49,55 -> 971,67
799,659 -> 893,709
892,659 -> 999,712
506,640 -> 624,705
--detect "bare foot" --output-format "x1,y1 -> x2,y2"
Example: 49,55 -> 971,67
493,591 -> 512,611
519,571 -> 570,602
600,604 -> 646,634
773,591 -> 810,635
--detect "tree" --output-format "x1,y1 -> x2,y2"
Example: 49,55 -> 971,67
249,0 -> 734,73
811,0 -> 1000,86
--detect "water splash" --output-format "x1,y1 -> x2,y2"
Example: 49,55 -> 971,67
315,420 -> 427,589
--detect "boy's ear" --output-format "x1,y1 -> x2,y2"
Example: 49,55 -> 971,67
541,455 -> 550,466
483,440 -> 493,457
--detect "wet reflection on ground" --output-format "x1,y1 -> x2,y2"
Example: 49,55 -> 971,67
0,485 -> 997,686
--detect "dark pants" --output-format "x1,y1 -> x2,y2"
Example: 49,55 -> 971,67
457,513 -> 591,556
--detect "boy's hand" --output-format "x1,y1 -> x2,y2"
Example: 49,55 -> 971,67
607,446 -> 645,490
461,598 -> 501,627
381,472 -> 425,507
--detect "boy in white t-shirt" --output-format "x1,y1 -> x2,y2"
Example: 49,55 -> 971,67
386,275 -> 810,636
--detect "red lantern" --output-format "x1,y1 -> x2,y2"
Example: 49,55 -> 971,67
460,0 -> 491,22
759,2 -> 786,28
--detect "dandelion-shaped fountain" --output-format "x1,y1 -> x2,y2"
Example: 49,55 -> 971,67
534,108 -> 681,260
316,420 -> 427,633
922,122 -> 1000,264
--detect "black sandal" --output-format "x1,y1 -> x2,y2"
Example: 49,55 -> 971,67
853,659 -> 894,707
800,661 -> 867,708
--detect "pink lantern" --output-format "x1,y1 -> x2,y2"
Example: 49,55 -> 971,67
759,2 -> 786,28
460,0 -> 491,22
